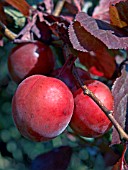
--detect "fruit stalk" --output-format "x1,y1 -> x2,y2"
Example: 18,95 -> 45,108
72,65 -> 128,142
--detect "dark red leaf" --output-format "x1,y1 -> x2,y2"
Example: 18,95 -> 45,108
32,18 -> 52,43
103,146 -> 121,167
42,14 -> 70,43
0,3 -> 7,25
111,63 -> 128,145
64,2 -> 78,15
5,0 -> 31,17
78,51 -> 115,79
112,145 -> 128,170
60,0 -> 84,22
69,12 -> 128,50
31,146 -> 72,170
14,10 -> 70,44
64,0 -> 83,14
68,12 -> 117,78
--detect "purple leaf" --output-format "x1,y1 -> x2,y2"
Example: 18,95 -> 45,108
92,0 -> 111,22
111,63 -> 128,145
14,15 -> 37,43
68,12 -> 117,78
31,146 -> 72,170
14,11 -> 70,43
68,12 -> 128,50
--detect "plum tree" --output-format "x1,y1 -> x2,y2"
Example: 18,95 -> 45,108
70,80 -> 114,138
8,41 -> 55,83
12,75 -> 74,142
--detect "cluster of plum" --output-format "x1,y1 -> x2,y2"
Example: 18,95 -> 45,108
8,41 -> 114,142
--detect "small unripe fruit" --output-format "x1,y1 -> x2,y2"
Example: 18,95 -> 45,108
70,80 -> 114,138
12,75 -> 74,142
8,41 -> 55,83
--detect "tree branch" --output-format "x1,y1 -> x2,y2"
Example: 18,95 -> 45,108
72,64 -> 128,143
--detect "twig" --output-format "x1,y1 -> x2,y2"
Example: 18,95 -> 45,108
72,65 -> 128,143
53,0 -> 66,16
0,21 -> 17,40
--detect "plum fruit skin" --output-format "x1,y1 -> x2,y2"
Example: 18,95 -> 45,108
12,75 -> 74,142
8,41 -> 55,84
70,80 -> 114,138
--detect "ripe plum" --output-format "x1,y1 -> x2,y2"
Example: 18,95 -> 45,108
8,41 -> 55,83
70,80 -> 114,138
12,75 -> 74,141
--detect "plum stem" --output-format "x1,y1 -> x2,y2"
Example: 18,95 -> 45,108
53,0 -> 66,16
0,21 -> 17,40
72,64 -> 128,143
